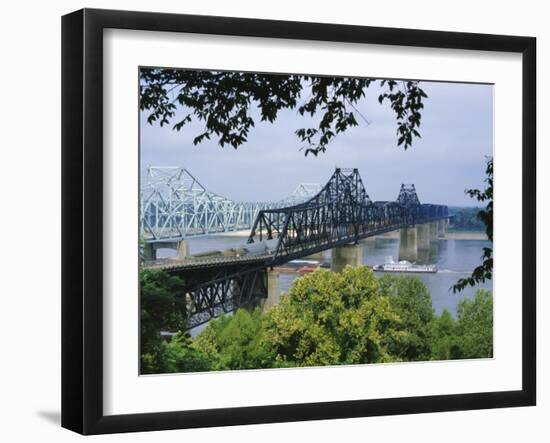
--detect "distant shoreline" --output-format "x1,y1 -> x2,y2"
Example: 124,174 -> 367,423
367,230 -> 488,241
220,229 -> 488,241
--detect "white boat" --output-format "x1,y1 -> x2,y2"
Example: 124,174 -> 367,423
373,256 -> 437,273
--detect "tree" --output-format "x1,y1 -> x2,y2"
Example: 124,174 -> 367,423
378,275 -> 434,361
454,290 -> 493,358
262,266 -> 409,367
430,291 -> 493,361
141,332 -> 212,374
140,269 -> 187,356
431,309 -> 460,360
453,158 -> 493,292
448,206 -> 485,232
140,69 -> 427,155
193,308 -> 275,370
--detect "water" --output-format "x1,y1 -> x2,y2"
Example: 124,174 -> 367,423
158,234 -> 492,318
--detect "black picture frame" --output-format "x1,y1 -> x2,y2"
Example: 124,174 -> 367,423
61,8 -> 536,435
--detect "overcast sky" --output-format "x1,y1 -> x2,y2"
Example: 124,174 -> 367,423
140,78 -> 493,207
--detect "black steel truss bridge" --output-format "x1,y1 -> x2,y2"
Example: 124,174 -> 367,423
145,168 -> 448,329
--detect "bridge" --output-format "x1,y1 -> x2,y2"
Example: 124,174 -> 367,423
140,166 -> 322,260
144,168 -> 448,329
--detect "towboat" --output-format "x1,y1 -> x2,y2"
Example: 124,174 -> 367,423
373,256 -> 437,273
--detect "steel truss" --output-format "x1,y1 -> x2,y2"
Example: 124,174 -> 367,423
170,264 -> 268,329
157,168 -> 448,328
140,166 -> 322,242
247,168 -> 448,261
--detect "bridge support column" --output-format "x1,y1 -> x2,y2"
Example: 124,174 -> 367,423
417,223 -> 431,251
331,244 -> 363,273
176,240 -> 189,259
262,270 -> 280,312
438,219 -> 446,238
429,222 -> 439,243
306,251 -> 325,261
399,227 -> 417,262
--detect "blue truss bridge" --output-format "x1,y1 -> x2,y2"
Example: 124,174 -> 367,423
143,168 -> 449,329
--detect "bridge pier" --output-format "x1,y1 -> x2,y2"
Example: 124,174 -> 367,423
261,270 -> 280,312
438,219 -> 447,238
430,222 -> 439,243
176,240 -> 189,259
417,223 -> 431,251
142,240 -> 189,261
331,244 -> 363,273
306,251 -> 325,261
399,227 -> 417,262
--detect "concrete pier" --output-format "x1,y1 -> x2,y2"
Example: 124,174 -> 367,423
331,243 -> 363,273
142,239 -> 189,261
176,240 -> 189,259
262,270 -> 280,312
417,223 -> 431,251
399,227 -> 417,262
438,219 -> 447,238
429,222 -> 439,243
306,251 -> 325,261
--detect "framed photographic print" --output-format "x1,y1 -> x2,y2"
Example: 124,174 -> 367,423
61,8 -> 536,435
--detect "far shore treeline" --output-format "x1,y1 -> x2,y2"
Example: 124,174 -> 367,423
448,206 -> 486,232
140,266 -> 493,374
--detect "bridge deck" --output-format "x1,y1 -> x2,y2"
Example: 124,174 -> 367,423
144,215 -> 447,273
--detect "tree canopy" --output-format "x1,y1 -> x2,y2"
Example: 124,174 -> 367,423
140,269 -> 187,361
431,290 -> 493,360
140,69 -> 427,155
263,267 -> 407,366
378,274 -> 434,361
139,267 -> 493,373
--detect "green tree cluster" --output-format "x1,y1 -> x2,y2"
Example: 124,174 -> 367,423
193,309 -> 275,370
140,267 -> 493,374
378,275 -> 434,361
432,290 -> 493,360
448,207 -> 485,232
263,267 -> 407,366
140,269 -> 212,374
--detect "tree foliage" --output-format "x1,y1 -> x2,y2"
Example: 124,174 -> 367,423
140,69 -> 427,155
262,267 -> 408,366
454,290 -> 493,358
193,308 -> 275,370
140,269 -> 188,356
431,290 -> 493,360
140,268 -> 493,373
141,332 -> 212,374
378,275 -> 434,361
431,309 -> 461,360
453,158 -> 493,292
448,206 -> 485,232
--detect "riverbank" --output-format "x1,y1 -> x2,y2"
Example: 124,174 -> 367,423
367,230 -> 487,241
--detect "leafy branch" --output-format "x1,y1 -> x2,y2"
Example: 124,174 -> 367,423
452,158 -> 493,293
140,69 -> 428,156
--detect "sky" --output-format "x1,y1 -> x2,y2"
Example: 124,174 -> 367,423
140,76 -> 493,207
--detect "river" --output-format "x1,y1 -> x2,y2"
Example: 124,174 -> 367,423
157,233 -> 492,319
